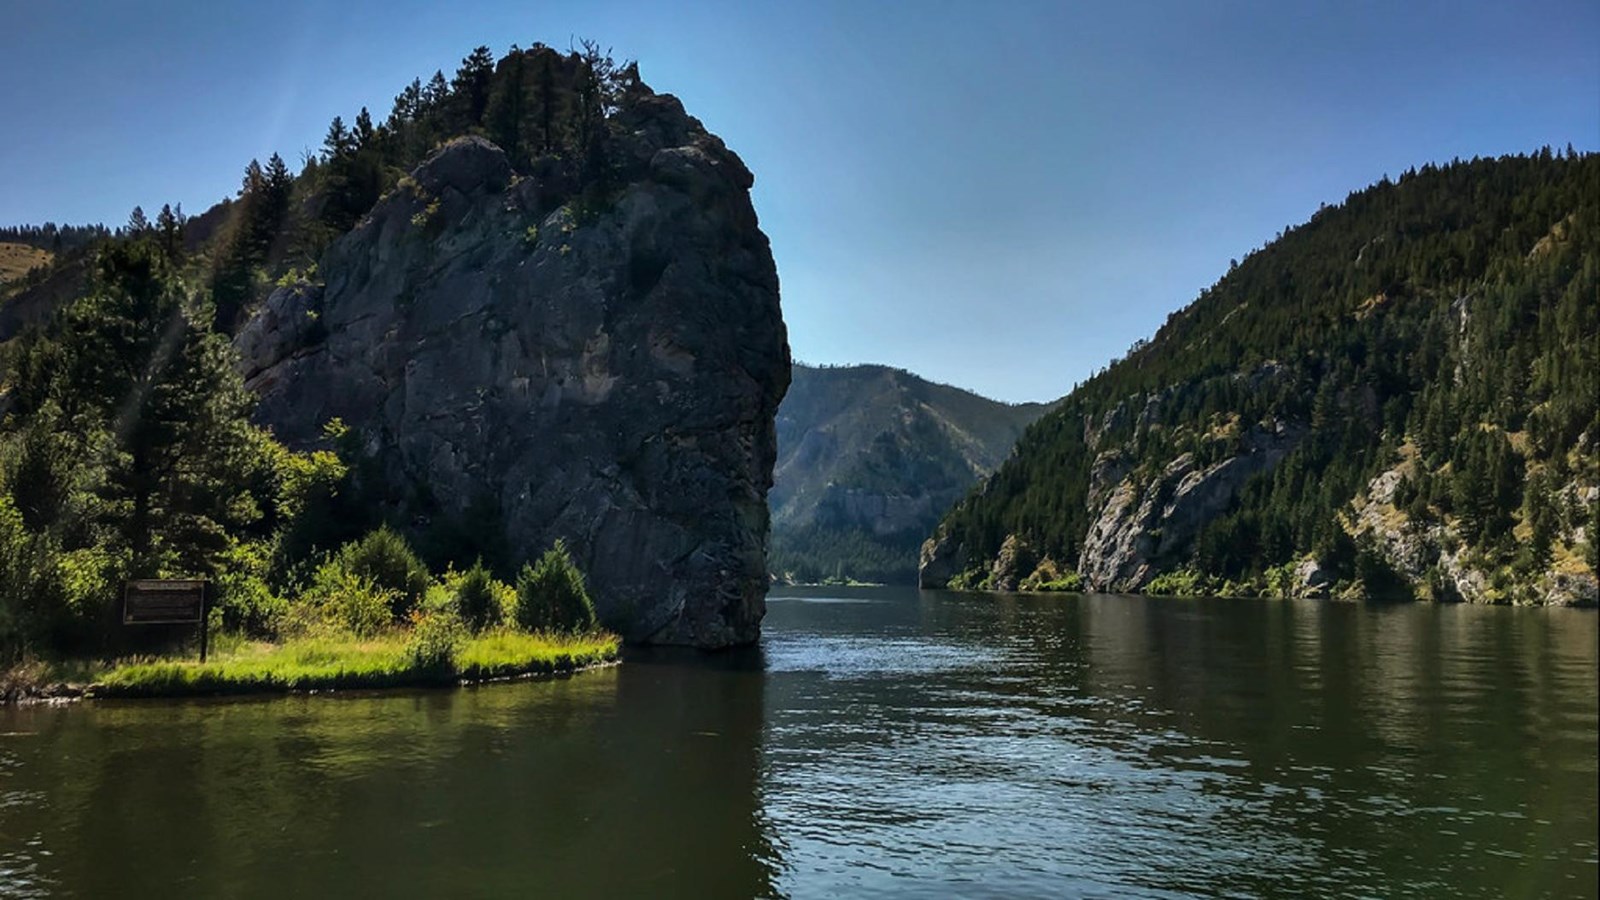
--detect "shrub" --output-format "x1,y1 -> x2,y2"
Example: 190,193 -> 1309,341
1036,575 -> 1085,592
946,566 -> 989,591
515,540 -> 596,633
1144,569 -> 1222,597
215,571 -> 287,636
453,558 -> 507,632
271,441 -> 353,567
1,491 -> 119,659
213,540 -> 287,636
333,525 -> 431,620
1263,562 -> 1299,599
1020,557 -> 1084,592
302,563 -> 396,637
404,607 -> 465,672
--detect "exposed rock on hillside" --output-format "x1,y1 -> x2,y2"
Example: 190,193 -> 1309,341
1352,456 -> 1598,606
236,83 -> 789,647
1077,421 -> 1304,590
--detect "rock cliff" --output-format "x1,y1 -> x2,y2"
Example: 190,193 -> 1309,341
1076,420 -> 1304,591
235,84 -> 789,647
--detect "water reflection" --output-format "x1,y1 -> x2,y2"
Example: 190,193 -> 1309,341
0,589 -> 1595,899
0,660 -> 777,899
761,588 -> 1598,898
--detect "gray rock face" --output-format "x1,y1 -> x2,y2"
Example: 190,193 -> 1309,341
1076,421 -> 1304,591
987,533 -> 1036,592
918,526 -> 966,589
1294,557 -> 1331,598
235,91 -> 790,647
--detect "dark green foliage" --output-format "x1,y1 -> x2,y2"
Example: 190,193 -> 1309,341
454,558 -> 498,632
332,526 -> 431,620
0,223 -> 111,255
0,235 -> 280,655
209,155 -> 294,331
770,524 -> 925,585
1354,537 -> 1416,602
1588,494 -> 1600,571
10,240 -> 270,577
414,490 -> 511,577
450,46 -> 497,132
514,540 -> 596,633
268,429 -> 369,580
934,152 -> 1599,589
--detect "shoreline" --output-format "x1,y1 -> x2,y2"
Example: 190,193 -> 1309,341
2,632 -> 621,706
3,658 -> 621,706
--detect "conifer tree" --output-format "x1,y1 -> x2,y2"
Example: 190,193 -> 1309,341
353,107 -> 375,149
451,45 -> 497,130
154,203 -> 184,259
322,116 -> 353,161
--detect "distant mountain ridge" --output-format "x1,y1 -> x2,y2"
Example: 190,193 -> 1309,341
770,363 -> 1054,583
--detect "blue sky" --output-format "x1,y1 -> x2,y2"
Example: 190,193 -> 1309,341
2,0 -> 1596,402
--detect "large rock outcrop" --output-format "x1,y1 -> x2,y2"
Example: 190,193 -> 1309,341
235,86 -> 790,647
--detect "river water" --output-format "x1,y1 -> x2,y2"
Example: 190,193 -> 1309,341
1,587 -> 1595,898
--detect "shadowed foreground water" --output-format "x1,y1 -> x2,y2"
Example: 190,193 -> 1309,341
1,589 -> 1595,898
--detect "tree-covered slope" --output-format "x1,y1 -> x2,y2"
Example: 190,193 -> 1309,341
923,151 -> 1599,605
770,364 -> 1052,584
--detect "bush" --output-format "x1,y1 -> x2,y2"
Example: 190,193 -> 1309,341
1,492 -> 119,659
1144,569 -> 1222,597
215,571 -> 287,637
333,526 -> 430,620
452,558 -> 509,632
213,540 -> 287,636
515,540 -> 596,633
271,440 -> 356,570
1036,575 -> 1085,592
301,563 -> 396,637
1019,557 -> 1083,592
404,607 -> 465,672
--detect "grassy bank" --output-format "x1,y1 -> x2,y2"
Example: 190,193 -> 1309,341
5,629 -> 620,701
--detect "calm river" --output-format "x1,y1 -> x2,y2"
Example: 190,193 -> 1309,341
1,588 -> 1596,898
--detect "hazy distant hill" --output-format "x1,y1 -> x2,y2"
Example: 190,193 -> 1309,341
770,364 -> 1054,583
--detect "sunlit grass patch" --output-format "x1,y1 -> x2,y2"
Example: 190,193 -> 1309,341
91,629 -> 620,698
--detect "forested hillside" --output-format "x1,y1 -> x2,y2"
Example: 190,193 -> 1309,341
924,151 -> 1599,605
770,364 -> 1051,584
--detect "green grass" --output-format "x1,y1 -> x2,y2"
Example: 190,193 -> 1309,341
87,629 -> 620,698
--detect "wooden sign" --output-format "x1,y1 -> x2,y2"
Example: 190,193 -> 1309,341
124,579 -> 207,625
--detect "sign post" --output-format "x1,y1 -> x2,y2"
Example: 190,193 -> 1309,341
123,579 -> 209,661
